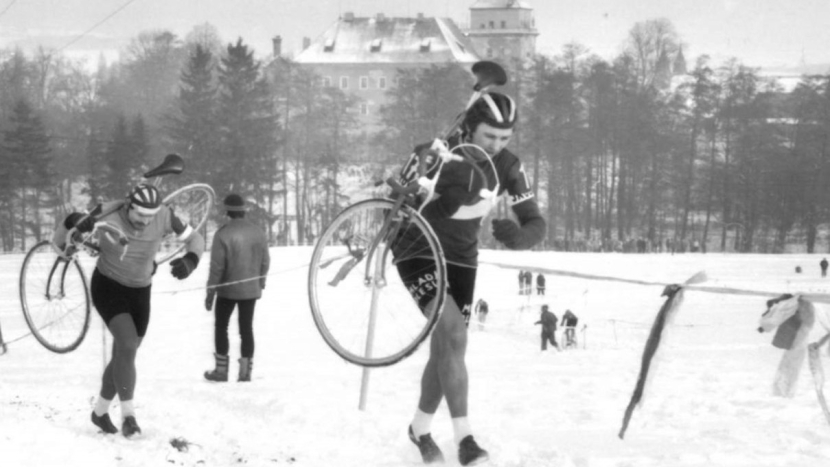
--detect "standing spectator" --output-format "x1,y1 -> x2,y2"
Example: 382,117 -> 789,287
561,309 -> 579,348
204,194 -> 271,383
534,304 -> 559,351
821,258 -> 829,278
54,184 -> 205,438
474,298 -> 489,331
518,270 -> 525,295
523,270 -> 533,295
536,273 -> 546,295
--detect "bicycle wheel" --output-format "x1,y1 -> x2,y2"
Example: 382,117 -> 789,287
157,183 -> 215,264
308,198 -> 447,367
19,240 -> 91,353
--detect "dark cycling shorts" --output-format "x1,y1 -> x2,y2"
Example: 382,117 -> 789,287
91,268 -> 152,337
396,258 -> 477,325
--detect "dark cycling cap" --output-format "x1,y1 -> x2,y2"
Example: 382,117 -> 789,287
128,184 -> 161,215
463,92 -> 517,131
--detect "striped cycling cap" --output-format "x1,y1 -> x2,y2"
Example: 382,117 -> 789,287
128,184 -> 161,215
463,91 -> 517,130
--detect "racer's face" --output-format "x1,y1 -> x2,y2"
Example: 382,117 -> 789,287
127,207 -> 155,230
469,122 -> 513,159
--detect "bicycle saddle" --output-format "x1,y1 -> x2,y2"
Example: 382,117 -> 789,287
144,153 -> 184,178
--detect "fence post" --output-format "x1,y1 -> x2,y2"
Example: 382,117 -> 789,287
0,317 -> 7,355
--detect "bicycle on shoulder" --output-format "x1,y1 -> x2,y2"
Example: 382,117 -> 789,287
308,61 -> 508,367
18,154 -> 215,354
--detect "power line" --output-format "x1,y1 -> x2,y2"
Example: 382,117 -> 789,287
58,0 -> 140,53
0,0 -> 18,19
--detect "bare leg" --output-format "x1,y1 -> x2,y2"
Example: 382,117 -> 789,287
102,314 -> 142,403
418,297 -> 468,417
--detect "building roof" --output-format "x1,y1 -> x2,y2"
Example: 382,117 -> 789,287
294,14 -> 481,65
470,0 -> 534,9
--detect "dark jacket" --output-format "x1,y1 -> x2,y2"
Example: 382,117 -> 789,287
561,310 -> 578,327
535,310 -> 557,332
207,218 -> 270,300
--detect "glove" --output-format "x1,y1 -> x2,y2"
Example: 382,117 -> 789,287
65,212 -> 95,233
205,289 -> 216,311
492,219 -> 530,250
170,252 -> 199,280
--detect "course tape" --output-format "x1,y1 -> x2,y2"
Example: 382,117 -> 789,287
481,260 -> 830,304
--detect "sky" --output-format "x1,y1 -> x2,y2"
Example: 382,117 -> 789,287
3,247 -> 830,465
1,0 -> 829,71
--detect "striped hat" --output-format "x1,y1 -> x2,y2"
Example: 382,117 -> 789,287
128,184 -> 161,215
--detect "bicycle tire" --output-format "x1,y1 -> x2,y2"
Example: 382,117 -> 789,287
156,183 -> 215,264
19,240 -> 91,353
308,198 -> 447,367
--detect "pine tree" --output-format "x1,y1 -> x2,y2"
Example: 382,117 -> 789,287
3,98 -> 53,247
165,44 -> 219,186
215,38 -> 280,204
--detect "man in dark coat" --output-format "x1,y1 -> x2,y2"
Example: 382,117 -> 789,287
534,304 -> 559,351
204,194 -> 271,383
821,258 -> 828,278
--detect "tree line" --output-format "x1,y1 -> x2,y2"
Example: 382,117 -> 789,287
0,19 -> 829,253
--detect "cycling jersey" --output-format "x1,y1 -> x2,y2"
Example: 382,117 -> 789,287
395,135 -> 544,268
54,201 -> 204,288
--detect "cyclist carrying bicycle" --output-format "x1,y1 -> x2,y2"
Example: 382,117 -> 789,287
396,91 -> 546,465
53,183 -> 205,438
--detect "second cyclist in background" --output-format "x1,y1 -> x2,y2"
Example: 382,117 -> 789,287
395,91 -> 545,465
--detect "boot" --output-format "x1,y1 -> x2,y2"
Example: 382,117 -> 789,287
238,357 -> 253,382
204,353 -> 229,382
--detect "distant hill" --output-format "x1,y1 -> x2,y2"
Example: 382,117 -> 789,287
762,62 -> 830,76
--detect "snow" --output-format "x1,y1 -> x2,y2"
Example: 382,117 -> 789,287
2,247 -> 830,466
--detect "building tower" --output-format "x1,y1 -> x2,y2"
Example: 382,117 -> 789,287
465,0 -> 538,66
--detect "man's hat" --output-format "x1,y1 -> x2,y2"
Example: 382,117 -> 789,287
223,193 -> 247,212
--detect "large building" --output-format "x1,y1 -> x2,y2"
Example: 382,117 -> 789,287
291,12 -> 480,126
464,0 -> 539,65
276,1 -> 537,126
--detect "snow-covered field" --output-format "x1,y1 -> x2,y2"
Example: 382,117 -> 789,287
2,247 -> 830,467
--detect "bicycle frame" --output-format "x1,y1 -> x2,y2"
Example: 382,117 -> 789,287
327,60 -> 508,290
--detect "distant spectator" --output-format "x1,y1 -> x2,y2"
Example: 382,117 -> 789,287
534,304 -> 559,351
523,270 -> 533,295
474,298 -> 489,331
536,273 -> 546,296
518,270 -> 525,295
561,310 -> 579,348
821,258 -> 828,278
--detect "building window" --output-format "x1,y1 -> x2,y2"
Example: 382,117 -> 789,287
340,76 -> 349,89
360,76 -> 369,90
378,76 -> 387,89
360,103 -> 369,115
489,21 -> 494,28
321,76 -> 332,87
501,21 -> 506,28
480,23 -> 485,29
370,38 -> 382,52
324,38 -> 335,52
